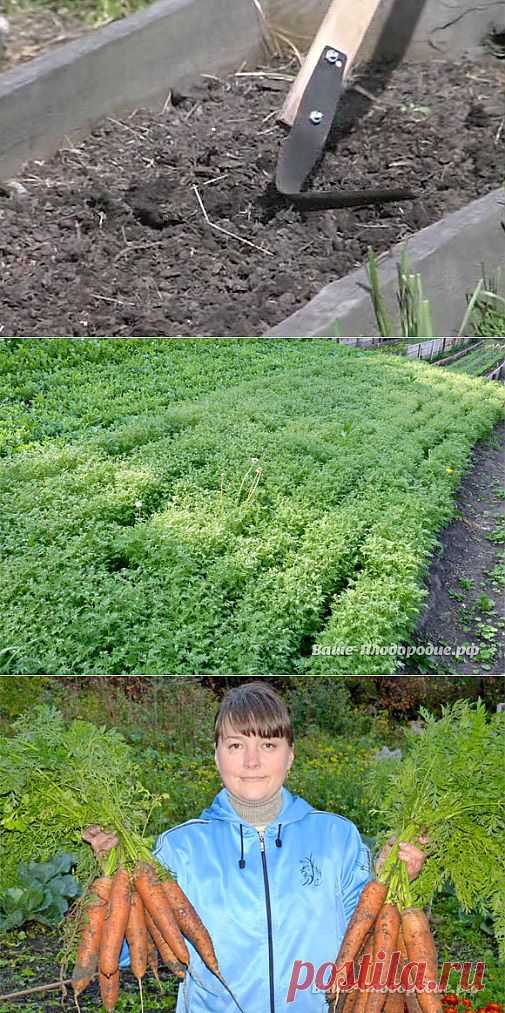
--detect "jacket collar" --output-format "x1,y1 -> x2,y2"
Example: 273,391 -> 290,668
200,786 -> 314,831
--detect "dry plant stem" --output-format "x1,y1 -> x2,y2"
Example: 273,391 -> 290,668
249,0 -> 279,56
192,185 -> 273,256
249,0 -> 301,59
271,30 -> 303,65
89,292 -> 135,306
234,70 -> 294,82
0,978 -> 75,1000
114,241 -> 164,264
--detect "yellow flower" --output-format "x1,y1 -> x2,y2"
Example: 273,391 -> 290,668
447,467 -> 454,474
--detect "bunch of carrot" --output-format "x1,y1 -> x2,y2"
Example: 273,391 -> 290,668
72,861 -> 220,1011
327,879 -> 441,1013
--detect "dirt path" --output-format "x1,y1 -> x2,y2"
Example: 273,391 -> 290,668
3,55 -> 505,335
408,417 -> 505,675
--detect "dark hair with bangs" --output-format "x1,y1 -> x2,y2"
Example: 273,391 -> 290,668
214,682 -> 293,746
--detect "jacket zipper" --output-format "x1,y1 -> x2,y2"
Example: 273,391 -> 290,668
259,831 -> 275,1013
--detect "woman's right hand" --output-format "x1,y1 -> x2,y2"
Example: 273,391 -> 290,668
82,824 -> 119,858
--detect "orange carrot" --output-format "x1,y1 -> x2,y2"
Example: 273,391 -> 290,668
144,909 -> 186,979
397,925 -> 410,994
405,994 -> 424,1013
382,923 -> 407,1013
353,983 -> 370,1013
366,903 -> 401,1013
398,924 -> 423,1013
398,926 -> 408,963
100,868 -> 131,978
401,908 -> 442,1013
328,989 -> 349,1013
328,926 -> 373,1009
383,925 -> 412,1013
162,879 -> 219,974
99,969 -> 120,1012
146,930 -> 161,986
125,889 -> 148,982
72,876 -> 113,996
134,864 -> 189,966
384,993 -> 407,1013
335,935 -> 374,1013
332,882 -> 388,987
342,986 -> 359,1013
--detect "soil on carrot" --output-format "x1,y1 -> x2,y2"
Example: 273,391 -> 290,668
2,54 -> 505,336
0,924 -> 178,1011
406,418 -> 505,676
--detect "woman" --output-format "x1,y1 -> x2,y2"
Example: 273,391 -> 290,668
84,682 -> 425,1013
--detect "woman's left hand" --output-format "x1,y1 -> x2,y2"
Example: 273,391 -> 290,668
375,835 -> 428,881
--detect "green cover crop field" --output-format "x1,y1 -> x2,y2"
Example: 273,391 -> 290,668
446,341 -> 505,376
1,339 -> 504,675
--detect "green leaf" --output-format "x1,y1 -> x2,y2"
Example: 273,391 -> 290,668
49,874 -> 81,898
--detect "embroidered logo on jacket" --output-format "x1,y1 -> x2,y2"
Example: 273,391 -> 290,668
299,854 -> 322,887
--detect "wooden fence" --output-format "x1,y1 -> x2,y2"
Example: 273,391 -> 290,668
405,338 -> 475,360
333,339 -> 474,359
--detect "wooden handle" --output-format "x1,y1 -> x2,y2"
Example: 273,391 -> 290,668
278,0 -> 384,126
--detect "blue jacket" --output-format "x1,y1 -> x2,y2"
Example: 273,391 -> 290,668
122,788 -> 372,1013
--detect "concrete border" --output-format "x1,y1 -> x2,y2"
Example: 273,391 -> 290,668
0,0 -> 263,178
265,189 -> 505,337
265,0 -> 505,62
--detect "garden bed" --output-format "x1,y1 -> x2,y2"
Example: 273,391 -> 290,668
445,341 -> 505,376
0,923 -> 178,1011
3,54 -> 505,335
2,339 -> 505,675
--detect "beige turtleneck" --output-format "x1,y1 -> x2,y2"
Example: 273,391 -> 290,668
226,788 -> 283,831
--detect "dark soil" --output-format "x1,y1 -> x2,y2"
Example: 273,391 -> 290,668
407,418 -> 505,676
0,924 -> 177,1011
3,54 -> 505,336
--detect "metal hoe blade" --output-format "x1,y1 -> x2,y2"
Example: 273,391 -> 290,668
275,46 -> 414,212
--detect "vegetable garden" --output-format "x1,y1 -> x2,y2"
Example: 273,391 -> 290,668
4,40 -> 505,336
1,339 -> 504,675
0,678 -> 503,1013
445,344 -> 505,378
